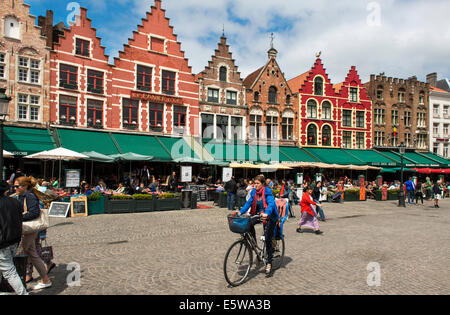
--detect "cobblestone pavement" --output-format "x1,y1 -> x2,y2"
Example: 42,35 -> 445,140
28,198 -> 450,295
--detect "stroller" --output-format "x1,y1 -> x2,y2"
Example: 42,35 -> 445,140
331,190 -> 343,203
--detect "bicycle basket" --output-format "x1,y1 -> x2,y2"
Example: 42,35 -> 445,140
227,215 -> 252,234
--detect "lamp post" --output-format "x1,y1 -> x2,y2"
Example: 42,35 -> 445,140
398,142 -> 406,207
0,88 -> 12,180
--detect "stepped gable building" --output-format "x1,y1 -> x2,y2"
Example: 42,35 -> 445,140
365,74 -> 429,151
111,0 -> 199,136
49,7 -> 113,129
243,45 -> 298,146
0,0 -> 54,127
334,66 -> 373,149
196,35 -> 246,142
288,57 -> 372,149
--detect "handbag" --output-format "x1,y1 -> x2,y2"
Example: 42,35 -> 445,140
22,197 -> 50,235
37,239 -> 54,264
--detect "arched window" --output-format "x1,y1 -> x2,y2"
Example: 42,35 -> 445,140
219,66 -> 227,82
307,124 -> 317,146
322,125 -> 332,146
307,100 -> 317,119
286,95 -> 291,105
268,86 -> 277,103
314,77 -> 324,96
376,85 -> 384,100
322,101 -> 331,120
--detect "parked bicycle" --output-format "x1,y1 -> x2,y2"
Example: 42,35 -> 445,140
224,214 -> 285,287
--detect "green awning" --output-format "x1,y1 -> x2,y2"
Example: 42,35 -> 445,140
419,152 -> 450,167
278,147 -> 319,163
112,133 -> 170,161
82,151 -> 116,163
110,152 -> 153,161
203,142 -> 259,163
303,148 -> 365,165
57,128 -> 120,156
4,126 -> 57,156
158,136 -> 201,161
401,152 -> 440,167
343,149 -> 397,167
381,168 -> 396,173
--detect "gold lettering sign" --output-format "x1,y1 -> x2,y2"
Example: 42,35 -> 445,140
130,91 -> 183,104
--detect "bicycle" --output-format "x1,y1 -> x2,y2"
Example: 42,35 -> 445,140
224,214 -> 285,287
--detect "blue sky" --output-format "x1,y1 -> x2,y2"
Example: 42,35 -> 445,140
25,0 -> 450,83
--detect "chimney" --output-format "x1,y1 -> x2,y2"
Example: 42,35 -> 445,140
426,72 -> 437,87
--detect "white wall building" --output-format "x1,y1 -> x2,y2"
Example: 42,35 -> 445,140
429,86 -> 450,158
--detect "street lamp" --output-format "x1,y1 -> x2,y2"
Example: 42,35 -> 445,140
398,142 -> 406,207
0,88 -> 12,180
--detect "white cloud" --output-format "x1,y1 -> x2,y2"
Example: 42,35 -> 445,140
101,0 -> 450,83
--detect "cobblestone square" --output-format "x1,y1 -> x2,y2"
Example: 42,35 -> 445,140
29,199 -> 450,295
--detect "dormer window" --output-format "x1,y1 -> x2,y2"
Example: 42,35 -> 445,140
75,38 -> 90,57
268,86 -> 277,103
349,87 -> 359,102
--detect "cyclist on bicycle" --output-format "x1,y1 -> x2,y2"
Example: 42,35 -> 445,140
235,175 -> 279,276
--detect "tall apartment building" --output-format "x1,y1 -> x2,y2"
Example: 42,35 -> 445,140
365,75 -> 430,151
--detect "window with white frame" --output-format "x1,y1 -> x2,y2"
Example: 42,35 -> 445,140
307,100 -> 317,119
433,104 -> 440,117
342,110 -> 352,127
417,112 -> 426,128
444,144 -> 449,158
349,87 -> 359,102
404,111 -> 411,127
18,94 -> 40,121
374,108 -> 385,124
375,131 -> 385,146
417,134 -> 427,149
207,88 -> 219,103
433,143 -> 439,155
444,124 -> 449,137
444,105 -> 449,118
398,89 -> 405,103
356,111 -> 365,128
405,133 -> 411,147
391,110 -> 399,125
433,124 -> 439,136
322,101 -> 332,120
0,53 -> 5,79
226,91 -> 237,105
419,93 -> 425,104
18,57 -> 40,84
343,131 -> 352,149
356,132 -> 365,149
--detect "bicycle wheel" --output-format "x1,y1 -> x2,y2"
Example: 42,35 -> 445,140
271,237 -> 285,270
224,239 -> 253,287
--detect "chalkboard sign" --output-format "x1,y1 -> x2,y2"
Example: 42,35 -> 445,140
198,186 -> 207,202
48,202 -> 71,218
70,196 -> 88,218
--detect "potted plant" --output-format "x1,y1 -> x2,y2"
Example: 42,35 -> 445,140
155,193 -> 181,211
105,194 -> 134,214
133,194 -> 155,213
343,189 -> 360,202
87,192 -> 105,215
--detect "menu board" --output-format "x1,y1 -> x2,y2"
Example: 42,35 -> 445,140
70,196 -> 88,217
181,166 -> 192,183
48,202 -> 71,218
65,169 -> 81,188
222,168 -> 233,183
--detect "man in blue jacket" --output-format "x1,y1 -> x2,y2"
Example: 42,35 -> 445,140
405,177 -> 415,205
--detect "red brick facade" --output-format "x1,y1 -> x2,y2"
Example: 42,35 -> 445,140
289,58 -> 372,149
243,48 -> 298,146
111,0 -> 199,136
49,8 -> 112,129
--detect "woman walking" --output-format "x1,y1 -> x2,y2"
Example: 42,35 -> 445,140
238,175 -> 279,277
14,176 -> 52,291
297,186 -> 323,235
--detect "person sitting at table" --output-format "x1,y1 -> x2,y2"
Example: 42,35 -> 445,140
95,179 -> 107,193
149,179 -> 160,193
114,183 -> 126,194
83,183 -> 93,196
135,182 -> 149,194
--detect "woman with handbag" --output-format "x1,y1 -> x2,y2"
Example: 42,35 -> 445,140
14,177 -> 52,291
